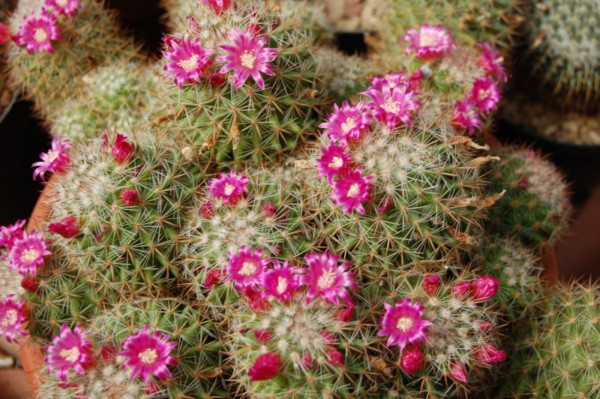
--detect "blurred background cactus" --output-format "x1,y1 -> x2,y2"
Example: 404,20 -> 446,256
0,1 -> 597,399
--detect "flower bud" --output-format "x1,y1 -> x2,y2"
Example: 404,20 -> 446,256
400,346 -> 424,375
471,276 -> 499,302
422,274 -> 441,296
48,216 -> 80,238
120,189 -> 140,206
248,352 -> 281,381
452,281 -> 471,299
449,361 -> 468,383
474,343 -> 506,364
111,134 -> 134,164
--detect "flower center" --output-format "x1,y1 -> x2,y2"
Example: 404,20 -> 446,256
20,248 -> 41,265
177,54 -> 200,73
347,183 -> 360,198
419,32 -> 438,47
396,316 -> 414,332
381,98 -> 400,114
46,150 -> 60,164
328,156 -> 343,169
60,346 -> 81,363
341,117 -> 357,134
139,348 -> 158,365
240,51 -> 256,70
1,310 -> 17,327
224,183 -> 235,196
57,0 -> 68,6
317,269 -> 336,289
240,261 -> 257,276
34,28 -> 49,43
276,276 -> 288,294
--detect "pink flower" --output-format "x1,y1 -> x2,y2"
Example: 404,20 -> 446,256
403,24 -> 455,60
32,138 -> 71,181
479,42 -> 507,82
248,352 -> 281,381
470,77 -> 501,114
369,72 -> 408,91
471,276 -> 499,302
452,98 -> 482,136
0,220 -> 26,249
327,349 -> 344,368
474,343 -> 506,365
217,29 -> 278,90
225,246 -> 269,289
120,189 -> 140,206
378,299 -> 431,350
111,134 -> 135,164
15,12 -> 61,54
0,23 -> 12,45
319,101 -> 371,144
422,274 -> 441,296
119,325 -> 177,382
400,346 -> 424,375
9,231 -> 51,276
0,296 -> 29,343
317,143 -> 354,184
208,170 -> 249,205
301,252 -> 357,306
330,168 -> 373,214
452,281 -> 471,299
262,260 -> 301,302
199,0 -> 231,13
43,0 -> 81,17
363,85 -> 420,130
46,324 -> 93,381
449,361 -> 468,384
48,216 -> 80,238
163,37 -> 214,88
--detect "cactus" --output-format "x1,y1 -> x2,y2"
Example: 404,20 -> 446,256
157,0 -> 333,166
485,146 -> 572,250
499,281 -> 600,398
6,0 -> 144,119
516,0 -> 600,114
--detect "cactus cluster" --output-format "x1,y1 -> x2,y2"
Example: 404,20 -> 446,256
0,1 -> 590,399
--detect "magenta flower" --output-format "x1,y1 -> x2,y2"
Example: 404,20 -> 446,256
363,85 -> 420,130
163,37 -> 214,88
479,42 -> 507,82
449,361 -> 468,383
48,216 -> 80,238
422,274 -> 441,296
452,98 -> 482,136
400,346 -> 424,375
474,343 -> 506,365
15,12 -> 61,54
301,251 -> 357,306
43,0 -> 81,17
369,72 -> 408,91
119,325 -> 177,382
0,220 -> 26,249
471,276 -> 499,302
470,77 -> 501,114
46,324 -> 93,381
217,29 -> 278,89
403,24 -> 455,60
248,352 -> 281,381
317,143 -> 354,184
111,133 -> 135,164
378,299 -> 431,350
330,168 -> 373,214
0,296 -> 29,343
225,246 -> 269,289
208,170 -> 249,205
8,231 -> 51,276
199,0 -> 231,13
262,260 -> 301,302
319,101 -> 371,144
32,138 -> 71,181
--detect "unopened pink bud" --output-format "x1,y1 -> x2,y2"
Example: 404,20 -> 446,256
449,361 -> 468,384
335,305 -> 354,322
204,268 -> 222,289
471,276 -> 499,302
253,329 -> 273,344
248,352 -> 281,381
48,216 -> 80,238
400,346 -> 424,375
422,274 -> 441,296
0,23 -> 12,45
301,352 -> 314,369
120,189 -> 139,206
111,134 -> 134,164
262,203 -> 277,219
452,281 -> 471,299
200,201 -> 215,219
327,349 -> 344,368
478,320 -> 493,332
474,343 -> 506,365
